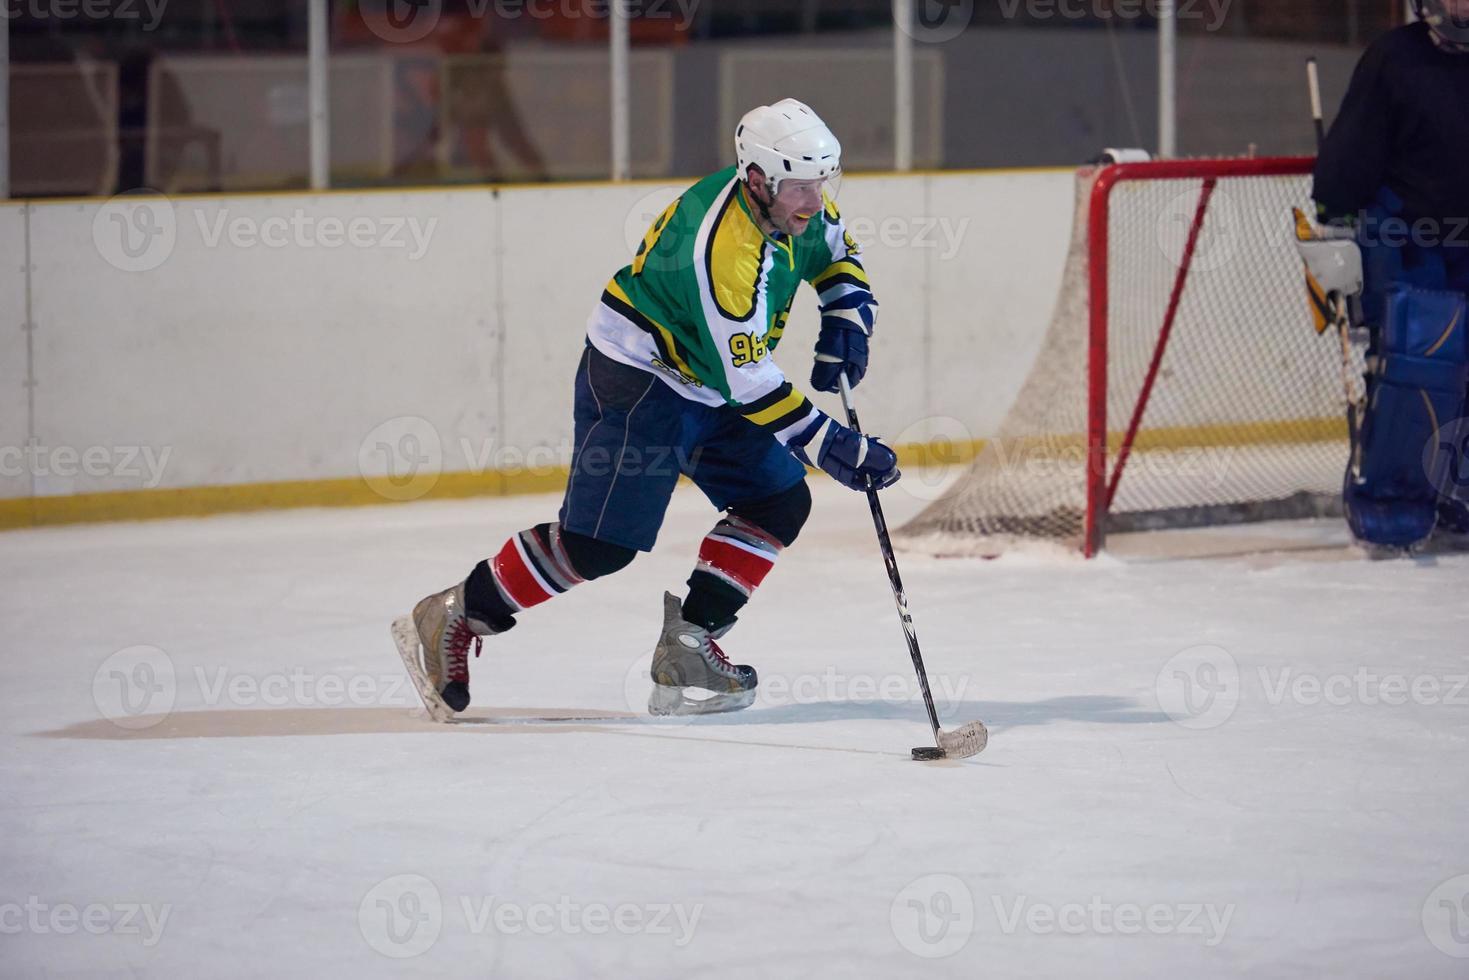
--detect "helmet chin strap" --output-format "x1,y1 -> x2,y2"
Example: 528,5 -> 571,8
745,178 -> 782,234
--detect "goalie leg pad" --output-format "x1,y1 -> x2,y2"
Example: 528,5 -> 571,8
1346,283 -> 1469,549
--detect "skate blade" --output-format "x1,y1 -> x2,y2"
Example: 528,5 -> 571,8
390,615 -> 455,723
647,684 -> 756,717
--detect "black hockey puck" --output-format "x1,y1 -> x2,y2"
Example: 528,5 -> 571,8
911,746 -> 945,761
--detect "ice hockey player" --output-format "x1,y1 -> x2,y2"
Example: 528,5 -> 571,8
398,100 -> 899,716
1302,0 -> 1469,554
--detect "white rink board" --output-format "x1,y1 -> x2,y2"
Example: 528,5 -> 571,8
5,170 -> 1075,501
26,193 -> 501,493
0,206 -> 30,499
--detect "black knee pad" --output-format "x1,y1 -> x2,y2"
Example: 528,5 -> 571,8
727,480 -> 811,548
551,524 -> 637,580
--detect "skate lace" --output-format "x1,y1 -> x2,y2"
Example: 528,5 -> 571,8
707,638 -> 736,674
445,617 -> 483,680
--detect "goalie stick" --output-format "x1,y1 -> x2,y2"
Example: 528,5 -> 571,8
1304,56 -> 1367,458
834,370 -> 987,761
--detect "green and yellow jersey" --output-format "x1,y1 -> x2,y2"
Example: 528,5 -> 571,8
586,165 -> 872,444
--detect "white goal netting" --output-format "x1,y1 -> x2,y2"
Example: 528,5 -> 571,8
899,159 -> 1360,557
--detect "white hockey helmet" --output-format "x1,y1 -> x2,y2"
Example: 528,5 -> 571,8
734,99 -> 842,196
1416,0 -> 1469,48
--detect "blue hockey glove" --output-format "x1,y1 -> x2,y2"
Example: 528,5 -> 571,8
790,414 -> 900,492
811,295 -> 876,393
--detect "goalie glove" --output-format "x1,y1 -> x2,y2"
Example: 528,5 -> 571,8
1293,207 -> 1363,335
788,413 -> 900,492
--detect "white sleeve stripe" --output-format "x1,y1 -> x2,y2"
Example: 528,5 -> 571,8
782,412 -> 828,450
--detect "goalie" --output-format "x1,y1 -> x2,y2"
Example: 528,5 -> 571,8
1301,0 -> 1469,554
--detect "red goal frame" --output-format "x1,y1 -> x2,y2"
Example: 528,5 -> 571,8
1082,156 -> 1317,557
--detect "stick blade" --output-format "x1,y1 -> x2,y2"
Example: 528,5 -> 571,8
936,721 -> 988,759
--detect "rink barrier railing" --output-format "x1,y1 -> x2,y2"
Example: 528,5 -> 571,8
0,166 -> 1123,529
0,413 -> 1348,531
0,439 -> 986,531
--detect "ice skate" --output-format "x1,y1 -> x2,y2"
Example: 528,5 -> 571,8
391,580 -> 492,720
647,592 -> 757,716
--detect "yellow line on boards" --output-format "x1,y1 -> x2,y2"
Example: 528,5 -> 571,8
0,420 -> 1346,532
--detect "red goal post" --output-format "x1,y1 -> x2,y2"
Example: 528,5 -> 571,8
900,155 -> 1352,559
1085,156 -> 1320,556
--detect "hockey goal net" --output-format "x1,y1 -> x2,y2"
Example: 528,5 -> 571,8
899,157 -> 1357,558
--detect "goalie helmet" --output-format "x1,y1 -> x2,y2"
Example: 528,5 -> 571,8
734,99 -> 841,196
1415,0 -> 1469,50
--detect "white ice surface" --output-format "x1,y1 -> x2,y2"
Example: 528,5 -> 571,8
3,478 -> 1469,978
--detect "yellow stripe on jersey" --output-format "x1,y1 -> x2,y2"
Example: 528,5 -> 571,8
743,389 -> 807,427
605,278 -> 697,381
812,259 -> 870,292
707,190 -> 766,322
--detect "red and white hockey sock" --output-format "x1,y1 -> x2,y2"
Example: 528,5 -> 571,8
683,515 -> 784,630
490,523 -> 587,612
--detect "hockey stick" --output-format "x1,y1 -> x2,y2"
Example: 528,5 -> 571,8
1305,56 -> 1365,455
835,370 -> 987,761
